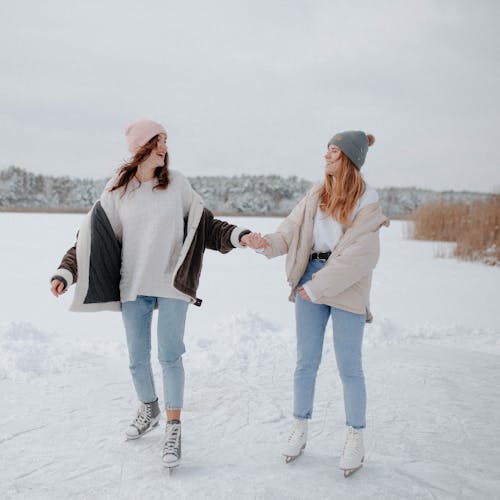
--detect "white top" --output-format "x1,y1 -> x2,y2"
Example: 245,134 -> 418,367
99,169 -> 194,303
312,184 -> 379,252
304,184 -> 379,301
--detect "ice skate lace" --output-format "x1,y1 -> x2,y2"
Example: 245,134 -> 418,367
133,404 -> 152,429
288,425 -> 305,445
342,427 -> 361,459
162,425 -> 180,456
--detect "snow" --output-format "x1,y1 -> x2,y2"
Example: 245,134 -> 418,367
1,213 -> 499,499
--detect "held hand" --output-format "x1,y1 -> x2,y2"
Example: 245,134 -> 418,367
298,286 -> 311,302
241,232 -> 270,249
50,279 -> 67,297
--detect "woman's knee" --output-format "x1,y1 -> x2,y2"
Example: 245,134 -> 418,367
337,362 -> 364,383
295,354 -> 322,376
158,352 -> 184,367
129,358 -> 152,372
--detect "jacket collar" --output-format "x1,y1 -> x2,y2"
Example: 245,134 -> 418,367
306,183 -> 390,245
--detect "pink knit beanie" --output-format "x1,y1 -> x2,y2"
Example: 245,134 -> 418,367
125,119 -> 167,154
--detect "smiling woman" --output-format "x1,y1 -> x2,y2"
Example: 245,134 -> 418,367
321,133 -> 375,225
49,118 -> 252,472
243,130 -> 389,477
110,120 -> 170,191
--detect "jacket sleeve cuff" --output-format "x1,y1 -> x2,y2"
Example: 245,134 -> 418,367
302,283 -> 318,302
230,226 -> 250,248
303,280 -> 322,302
51,268 -> 74,289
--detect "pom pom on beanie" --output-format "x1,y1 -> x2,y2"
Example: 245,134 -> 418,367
328,130 -> 375,169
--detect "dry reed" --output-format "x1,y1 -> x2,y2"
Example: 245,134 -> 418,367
410,196 -> 500,266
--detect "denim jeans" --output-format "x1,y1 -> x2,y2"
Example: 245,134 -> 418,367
294,260 -> 367,428
121,296 -> 189,410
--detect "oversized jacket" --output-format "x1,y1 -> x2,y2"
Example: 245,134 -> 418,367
52,190 -> 248,312
263,183 -> 390,319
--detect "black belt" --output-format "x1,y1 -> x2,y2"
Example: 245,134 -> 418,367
310,251 -> 332,261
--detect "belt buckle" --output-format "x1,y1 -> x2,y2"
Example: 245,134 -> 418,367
319,252 -> 330,262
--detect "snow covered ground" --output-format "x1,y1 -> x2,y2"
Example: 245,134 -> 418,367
1,213 -> 499,500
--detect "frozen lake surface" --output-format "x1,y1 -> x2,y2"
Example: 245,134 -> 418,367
0,213 -> 499,499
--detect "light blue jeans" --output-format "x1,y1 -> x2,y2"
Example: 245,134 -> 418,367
121,296 -> 189,410
294,260 -> 367,428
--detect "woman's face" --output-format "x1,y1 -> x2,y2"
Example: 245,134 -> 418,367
151,133 -> 167,166
325,144 -> 342,177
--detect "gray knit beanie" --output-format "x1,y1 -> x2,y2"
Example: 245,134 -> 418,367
328,130 -> 375,170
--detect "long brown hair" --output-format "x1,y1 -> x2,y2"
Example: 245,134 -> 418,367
319,152 -> 365,225
110,134 -> 170,195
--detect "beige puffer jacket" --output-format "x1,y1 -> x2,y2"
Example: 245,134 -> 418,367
263,184 -> 390,318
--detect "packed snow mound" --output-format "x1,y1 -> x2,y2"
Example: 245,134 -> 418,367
188,310 -> 287,373
0,321 -> 128,382
366,318 -> 500,354
0,322 -> 67,381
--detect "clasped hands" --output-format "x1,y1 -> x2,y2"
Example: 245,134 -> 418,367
240,232 -> 269,249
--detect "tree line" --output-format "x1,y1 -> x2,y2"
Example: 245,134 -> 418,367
0,166 -> 492,219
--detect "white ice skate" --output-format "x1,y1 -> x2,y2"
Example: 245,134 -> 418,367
282,419 -> 308,463
162,420 -> 182,473
339,426 -> 365,477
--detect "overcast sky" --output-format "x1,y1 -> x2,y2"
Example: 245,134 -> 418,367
1,0 -> 499,192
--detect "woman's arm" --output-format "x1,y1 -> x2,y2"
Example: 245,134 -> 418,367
260,194 -> 308,258
203,208 -> 250,253
51,237 -> 78,293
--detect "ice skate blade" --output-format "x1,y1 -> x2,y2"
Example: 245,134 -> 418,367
343,464 -> 362,477
283,444 -> 306,463
163,462 -> 180,475
341,457 -> 364,478
166,466 -> 179,476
